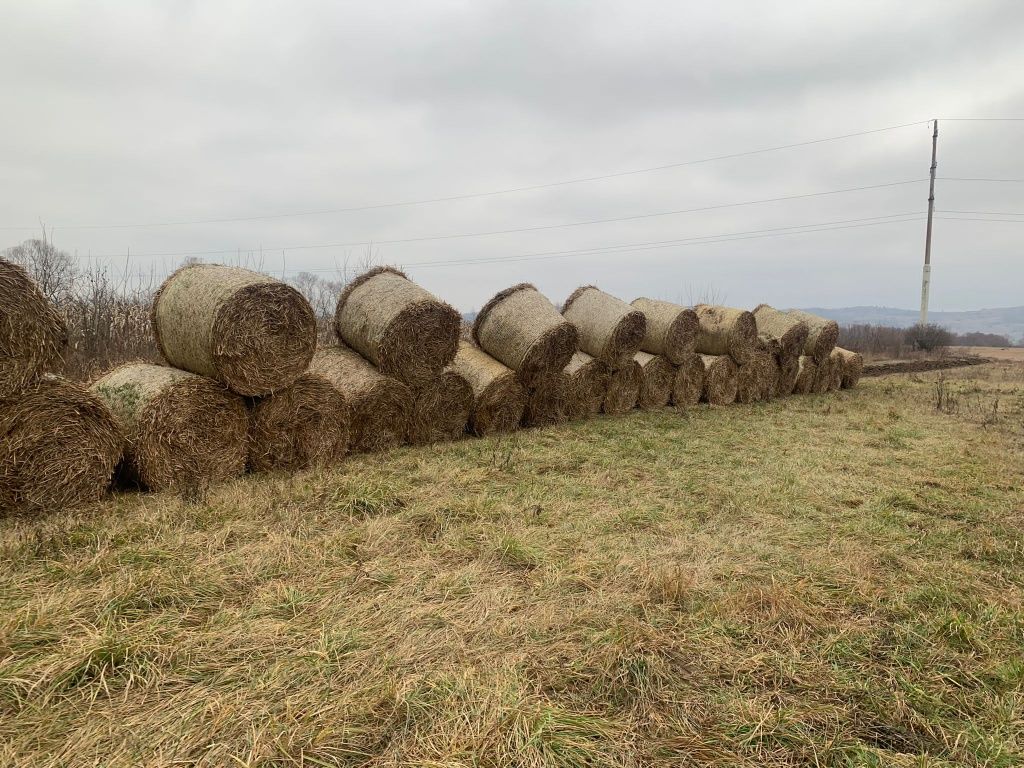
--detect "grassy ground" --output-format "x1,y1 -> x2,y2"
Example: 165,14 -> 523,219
1,363 -> 1022,767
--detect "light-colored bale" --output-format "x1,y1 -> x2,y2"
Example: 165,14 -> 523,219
793,356 -> 818,394
473,284 -> 578,386
407,371 -> 473,445
672,352 -> 705,407
834,347 -> 865,389
735,362 -> 759,405
523,371 -> 573,428
634,352 -> 676,409
310,346 -> 412,453
629,298 -> 698,364
603,360 -> 642,415
152,264 -> 316,396
826,349 -> 844,392
334,267 -> 461,387
248,373 -> 351,473
565,351 -> 610,420
91,363 -> 248,494
812,353 -> 835,394
752,305 -> 810,358
775,353 -> 801,397
694,305 -> 758,365
786,309 -> 839,363
755,349 -> 781,402
0,376 -> 121,513
0,258 -> 67,398
699,354 -> 738,406
563,286 -> 646,368
449,341 -> 526,437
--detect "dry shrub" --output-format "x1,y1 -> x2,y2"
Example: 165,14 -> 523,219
311,346 -> 412,453
523,371 -> 573,427
794,356 -> 818,394
603,360 -> 642,414
91,363 -> 248,494
152,264 -> 316,396
672,352 -> 705,406
449,341 -> 526,437
0,376 -> 121,513
562,286 -> 646,368
0,258 -> 67,397
834,347 -> 864,388
753,304 -> 810,358
699,354 -> 738,405
634,352 -> 675,409
248,373 -> 351,473
630,297 -> 699,364
776,353 -> 801,396
565,351 -> 610,419
786,309 -> 839,363
694,305 -> 757,364
334,267 -> 460,387
407,371 -> 473,445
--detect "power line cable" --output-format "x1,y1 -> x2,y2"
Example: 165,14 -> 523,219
938,177 -> 1024,183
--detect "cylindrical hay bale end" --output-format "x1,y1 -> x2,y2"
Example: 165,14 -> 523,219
523,371 -> 573,427
631,298 -> 699,364
834,347 -> 864,389
334,267 -> 461,387
793,356 -> 818,395
735,362 -> 759,405
152,264 -> 316,396
563,286 -> 646,368
473,284 -> 578,387
826,349 -> 844,392
91,363 -> 248,494
634,352 -> 676,409
0,258 -> 68,397
699,354 -> 738,406
753,305 -> 810,359
775,353 -> 801,397
672,352 -> 705,407
407,371 -> 473,445
695,305 -> 758,365
565,351 -> 610,419
812,354 -> 835,394
786,309 -> 840,363
603,360 -> 642,415
450,341 -> 526,437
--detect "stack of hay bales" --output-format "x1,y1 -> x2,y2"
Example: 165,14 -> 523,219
782,309 -> 839,394
752,305 -> 810,397
834,347 -> 864,389
450,341 -> 527,436
631,297 -> 703,408
694,305 -> 756,405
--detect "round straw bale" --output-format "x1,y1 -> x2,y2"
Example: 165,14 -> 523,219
0,258 -> 67,398
310,346 -> 412,453
634,352 -> 676,409
694,305 -> 758,365
793,356 -> 818,395
672,353 -> 705,407
775,353 -> 800,397
811,353 -> 835,394
152,264 -> 316,396
603,360 -> 642,415
629,298 -> 698,364
735,362 -> 759,405
450,341 -> 526,437
248,372 -> 351,473
565,351 -> 610,419
834,347 -> 864,389
334,267 -> 461,387
407,371 -> 473,445
523,372 -> 573,428
699,354 -> 738,406
562,286 -> 646,368
752,305 -> 810,358
91,363 -> 247,494
754,349 -> 781,402
826,349 -> 845,392
785,309 -> 839,363
0,376 -> 121,513
473,284 -> 578,386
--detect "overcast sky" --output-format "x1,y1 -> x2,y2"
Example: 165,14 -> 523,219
2,1 -> 1022,312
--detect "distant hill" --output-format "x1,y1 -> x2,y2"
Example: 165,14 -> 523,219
800,306 -> 1024,344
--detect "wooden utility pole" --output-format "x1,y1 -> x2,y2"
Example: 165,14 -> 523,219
919,119 -> 938,326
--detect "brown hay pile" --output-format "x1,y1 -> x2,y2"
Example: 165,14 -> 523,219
699,354 -> 738,406
694,305 -> 758,365
603,360 -> 642,415
473,284 -> 578,386
563,286 -> 646,368
755,348 -> 781,402
0,376 -> 121,513
335,267 -> 461,387
672,353 -> 705,407
629,297 -> 698,364
311,346 -> 412,453
786,309 -> 839,363
735,362 -> 758,404
565,351 -> 610,419
775,353 -> 801,396
449,341 -> 526,437
634,352 -> 676,409
752,305 -> 810,358
834,347 -> 864,389
523,372 -> 573,427
152,264 -> 316,396
407,371 -> 473,445
0,258 -> 67,398
793,356 -> 818,394
826,349 -> 845,392
812,354 -> 836,394
248,373 -> 351,473
91,363 -> 247,494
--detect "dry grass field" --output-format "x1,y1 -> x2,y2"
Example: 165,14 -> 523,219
2,363 -> 1023,767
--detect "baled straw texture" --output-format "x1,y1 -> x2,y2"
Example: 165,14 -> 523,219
473,284 -> 578,386
634,352 -> 676,409
776,354 -> 801,397
334,267 -> 461,387
450,341 -> 526,437
826,349 -> 845,392
562,286 -> 646,368
0,258 -> 67,398
812,353 -> 835,394
672,353 -> 705,407
564,351 -> 610,419
91,363 -> 248,494
311,346 -> 412,453
630,298 -> 699,364
603,360 -> 642,415
407,371 -> 473,445
694,305 -> 758,365
248,372 -> 351,473
786,309 -> 840,363
834,347 -> 864,389
0,376 -> 121,513
699,354 -> 738,406
735,362 -> 759,405
794,356 -> 818,395
757,351 -> 781,401
152,264 -> 316,396
523,372 -> 573,428
752,304 -> 810,359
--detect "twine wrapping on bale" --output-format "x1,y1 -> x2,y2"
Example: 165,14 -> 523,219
834,347 -> 864,389
407,371 -> 473,445
565,351 -> 610,419
473,284 -> 578,386
786,309 -> 839,363
523,372 -> 573,427
699,354 -> 738,406
672,353 -> 705,407
694,305 -> 758,365
0,376 -> 121,513
793,356 -> 818,394
629,298 -> 698,364
334,267 -> 461,387
248,372 -> 351,473
311,346 -> 412,453
152,264 -> 316,396
562,286 -> 646,368
603,360 -> 642,415
752,305 -> 810,358
0,258 -> 67,398
634,352 -> 676,409
776,353 -> 801,397
449,341 -> 526,437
